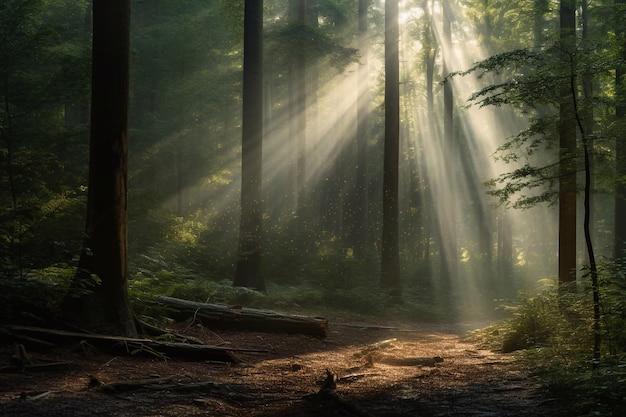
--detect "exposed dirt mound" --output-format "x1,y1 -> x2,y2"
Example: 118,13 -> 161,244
0,320 -> 570,416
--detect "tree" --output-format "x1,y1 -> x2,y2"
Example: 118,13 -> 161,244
558,0 -> 577,285
293,0 -> 307,213
533,0 -> 550,47
435,0 -> 459,288
234,0 -> 265,291
422,0 -> 437,270
353,0 -> 370,256
282,0 -> 308,214
381,0 -> 401,292
68,0 -> 136,335
454,0 -> 611,364
615,0 -> 626,260
457,5 -> 582,287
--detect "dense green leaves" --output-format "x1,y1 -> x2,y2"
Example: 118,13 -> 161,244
454,32 -> 626,208
265,22 -> 358,71
1,0 -> 90,276
473,269 -> 626,415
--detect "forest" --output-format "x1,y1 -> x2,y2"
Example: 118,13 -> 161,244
1,0 -> 626,416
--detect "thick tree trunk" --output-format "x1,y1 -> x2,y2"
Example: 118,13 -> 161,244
381,0 -> 401,292
234,0 -> 264,290
69,0 -> 136,336
558,0 -> 577,285
157,296 -> 328,338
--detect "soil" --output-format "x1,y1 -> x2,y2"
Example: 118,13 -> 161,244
0,318 -> 572,417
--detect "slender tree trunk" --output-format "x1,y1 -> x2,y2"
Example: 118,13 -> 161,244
421,0 -> 436,272
307,0 -> 321,233
234,0 -> 264,291
2,67 -> 23,278
558,0 -> 577,285
615,0 -> 626,260
293,0 -> 307,213
581,0 -> 596,266
354,0 -> 370,256
440,0 -> 458,286
533,0 -> 549,48
577,85 -> 602,369
497,211 -> 513,273
567,32 -> 601,366
381,0 -> 401,292
70,0 -> 136,336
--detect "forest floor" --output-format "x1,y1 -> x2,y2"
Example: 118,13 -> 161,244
0,317 -> 574,417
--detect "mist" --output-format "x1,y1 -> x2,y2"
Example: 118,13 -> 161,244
119,0 -> 604,324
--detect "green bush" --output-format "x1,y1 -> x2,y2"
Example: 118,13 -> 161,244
470,267 -> 626,416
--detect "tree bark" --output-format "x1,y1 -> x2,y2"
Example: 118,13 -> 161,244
296,0 -> 307,212
234,0 -> 265,290
440,0 -> 458,288
614,0 -> 626,260
353,0 -> 370,256
68,0 -> 136,336
558,0 -> 577,285
381,0 -> 401,292
157,296 -> 328,338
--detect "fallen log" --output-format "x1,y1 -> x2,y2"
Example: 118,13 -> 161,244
1,325 -> 240,363
156,296 -> 329,338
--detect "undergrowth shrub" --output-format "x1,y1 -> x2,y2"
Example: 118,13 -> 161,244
0,264 -> 87,324
471,266 -> 626,416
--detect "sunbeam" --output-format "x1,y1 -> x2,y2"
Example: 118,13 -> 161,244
400,1 -> 558,318
137,1 -> 563,319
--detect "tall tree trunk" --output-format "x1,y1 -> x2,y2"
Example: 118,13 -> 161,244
533,0 -> 549,48
307,0 -> 322,234
572,60 -> 602,369
558,0 -> 577,285
440,0 -> 458,287
291,0 -> 307,213
70,0 -> 136,336
615,0 -> 626,260
581,0 -> 596,264
353,0 -> 370,256
423,0 -> 437,270
381,0 -> 401,292
566,6 -> 601,364
234,0 -> 264,291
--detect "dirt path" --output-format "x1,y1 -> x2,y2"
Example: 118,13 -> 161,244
0,320 -> 570,417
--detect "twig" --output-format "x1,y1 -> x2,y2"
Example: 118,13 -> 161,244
316,370 -> 376,417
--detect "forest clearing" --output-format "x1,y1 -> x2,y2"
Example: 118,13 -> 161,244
3,0 -> 626,416
0,315 -> 571,417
